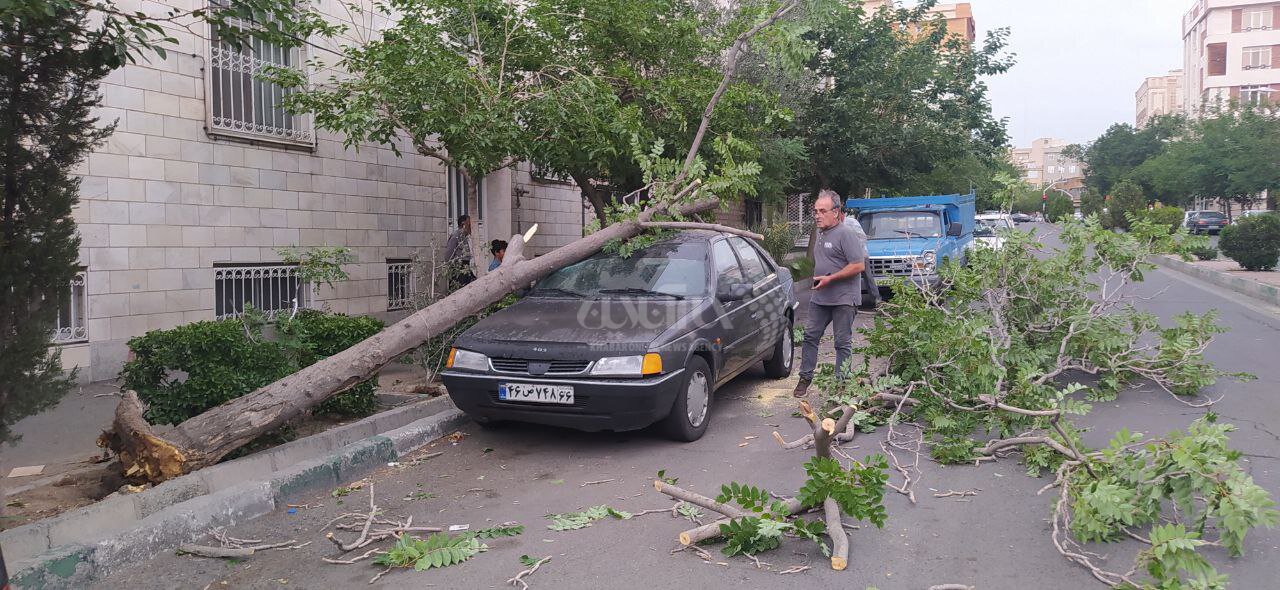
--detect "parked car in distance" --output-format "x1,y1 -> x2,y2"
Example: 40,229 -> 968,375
1182,210 -> 1212,228
441,230 -> 797,442
973,220 -> 1003,250
1011,212 -> 1033,223
1239,209 -> 1275,219
974,213 -> 1015,251
1185,210 -> 1229,234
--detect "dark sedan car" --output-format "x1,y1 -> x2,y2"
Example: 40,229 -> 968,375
1186,211 -> 1229,234
441,230 -> 797,441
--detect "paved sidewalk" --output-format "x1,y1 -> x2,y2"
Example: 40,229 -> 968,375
1186,259 -> 1280,287
1,381 -> 119,486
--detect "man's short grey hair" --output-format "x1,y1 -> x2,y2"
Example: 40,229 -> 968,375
816,189 -> 842,211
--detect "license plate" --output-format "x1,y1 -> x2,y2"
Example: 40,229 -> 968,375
498,383 -> 574,405
1208,225 -> 1220,229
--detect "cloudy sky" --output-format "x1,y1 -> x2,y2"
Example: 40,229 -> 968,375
961,0 -> 1189,149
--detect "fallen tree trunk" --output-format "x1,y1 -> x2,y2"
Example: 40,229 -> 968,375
106,195 -> 717,483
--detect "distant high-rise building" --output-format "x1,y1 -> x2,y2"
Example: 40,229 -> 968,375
1182,1 -> 1280,114
1008,138 -> 1086,200
1136,70 -> 1186,128
863,1 -> 976,43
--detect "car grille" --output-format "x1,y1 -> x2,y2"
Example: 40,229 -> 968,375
489,358 -> 592,375
869,256 -> 919,277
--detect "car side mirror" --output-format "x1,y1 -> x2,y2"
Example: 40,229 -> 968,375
947,222 -> 963,237
717,283 -> 752,302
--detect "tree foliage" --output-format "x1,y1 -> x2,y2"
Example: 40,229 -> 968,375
1218,213 -> 1280,271
831,215 -> 1271,587
1074,105 -> 1280,215
0,3 -> 117,443
799,0 -> 1012,197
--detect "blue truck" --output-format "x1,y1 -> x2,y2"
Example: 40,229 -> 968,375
844,191 -> 976,299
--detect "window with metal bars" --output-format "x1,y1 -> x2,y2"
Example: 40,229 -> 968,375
447,166 -> 485,227
206,7 -> 313,146
49,270 -> 88,344
214,263 -> 307,319
387,259 -> 414,311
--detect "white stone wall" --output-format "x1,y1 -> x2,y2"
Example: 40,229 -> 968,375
511,164 -> 587,255
61,0 -> 583,382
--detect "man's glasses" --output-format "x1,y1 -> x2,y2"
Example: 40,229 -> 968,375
813,207 -> 839,215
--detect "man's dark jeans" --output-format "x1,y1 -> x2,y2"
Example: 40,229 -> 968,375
799,301 -> 856,380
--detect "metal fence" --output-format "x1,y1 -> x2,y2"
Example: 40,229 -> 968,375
214,264 -> 308,320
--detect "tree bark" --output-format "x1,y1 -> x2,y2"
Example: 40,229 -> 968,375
106,197 -> 719,483
571,171 -> 611,227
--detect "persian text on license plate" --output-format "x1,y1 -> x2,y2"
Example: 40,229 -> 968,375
498,383 -> 574,405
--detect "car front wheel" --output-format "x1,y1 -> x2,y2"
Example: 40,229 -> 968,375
662,356 -> 712,441
763,317 -> 794,378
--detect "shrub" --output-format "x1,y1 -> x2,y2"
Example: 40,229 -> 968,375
279,310 -> 384,416
1188,245 -> 1219,261
1218,213 -> 1280,271
1046,193 -> 1075,223
788,257 -> 815,280
758,221 -> 799,265
1140,206 -> 1184,234
122,311 -> 384,425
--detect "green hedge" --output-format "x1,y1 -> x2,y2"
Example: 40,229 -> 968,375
1219,213 -> 1280,271
1140,206 -> 1185,234
121,310 -> 384,426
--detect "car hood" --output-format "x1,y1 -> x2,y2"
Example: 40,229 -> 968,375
453,296 -> 708,359
866,237 -> 945,257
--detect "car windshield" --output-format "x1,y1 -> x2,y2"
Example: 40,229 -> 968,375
974,221 -> 996,237
978,217 -> 1014,231
532,242 -> 709,298
859,211 -> 942,239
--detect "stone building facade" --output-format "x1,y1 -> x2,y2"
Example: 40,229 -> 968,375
56,1 -> 584,382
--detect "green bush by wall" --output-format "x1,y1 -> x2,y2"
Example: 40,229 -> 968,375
121,311 -> 384,426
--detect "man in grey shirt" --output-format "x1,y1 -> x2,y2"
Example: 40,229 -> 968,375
795,190 -> 867,397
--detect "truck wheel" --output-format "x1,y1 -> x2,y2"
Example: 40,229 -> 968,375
662,356 -> 712,442
763,317 -> 794,379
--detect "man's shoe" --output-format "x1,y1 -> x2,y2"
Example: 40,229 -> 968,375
792,377 -> 812,398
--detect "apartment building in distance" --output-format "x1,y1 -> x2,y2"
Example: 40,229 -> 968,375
1136,70 -> 1187,127
57,1 -> 586,383
863,1 -> 977,43
1009,138 -> 1086,199
1183,0 -> 1280,113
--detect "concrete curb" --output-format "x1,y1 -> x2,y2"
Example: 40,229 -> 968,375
1152,255 -> 1280,307
4,396 -> 468,589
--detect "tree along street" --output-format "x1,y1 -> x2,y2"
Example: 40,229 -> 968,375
98,225 -> 1280,589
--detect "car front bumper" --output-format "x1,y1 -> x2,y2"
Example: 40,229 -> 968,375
441,369 -> 687,432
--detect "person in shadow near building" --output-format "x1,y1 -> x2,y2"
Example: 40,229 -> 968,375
444,214 -> 474,290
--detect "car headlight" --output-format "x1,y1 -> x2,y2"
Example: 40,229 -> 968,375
447,348 -> 489,371
590,353 -> 663,376
912,251 -> 936,273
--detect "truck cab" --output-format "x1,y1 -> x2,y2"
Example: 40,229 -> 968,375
845,192 -> 976,299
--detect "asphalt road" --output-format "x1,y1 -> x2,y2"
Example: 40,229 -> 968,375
99,225 -> 1280,590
